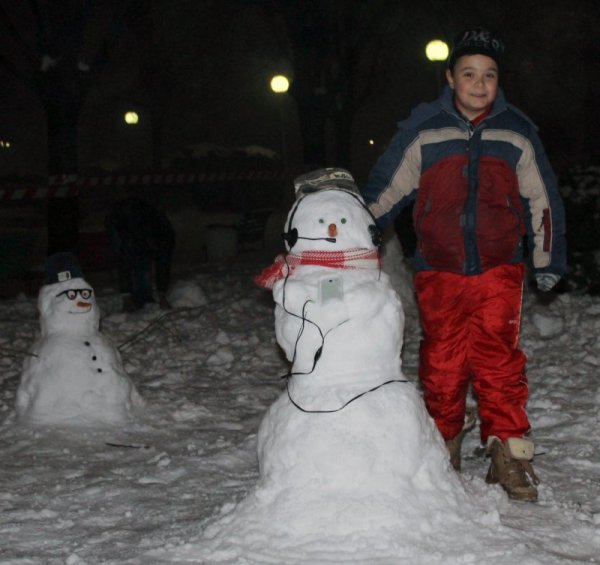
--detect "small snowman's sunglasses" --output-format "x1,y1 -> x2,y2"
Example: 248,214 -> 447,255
56,288 -> 93,300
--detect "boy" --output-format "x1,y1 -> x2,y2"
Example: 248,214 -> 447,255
362,27 -> 566,501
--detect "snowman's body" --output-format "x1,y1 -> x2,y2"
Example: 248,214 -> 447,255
273,266 -> 402,408
17,277 -> 143,425
257,189 -> 459,498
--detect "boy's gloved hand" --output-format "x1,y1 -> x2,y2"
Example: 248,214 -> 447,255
535,273 -> 561,292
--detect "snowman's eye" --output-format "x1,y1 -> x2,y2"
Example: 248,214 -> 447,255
340,218 -> 347,224
318,218 -> 324,224
55,288 -> 93,300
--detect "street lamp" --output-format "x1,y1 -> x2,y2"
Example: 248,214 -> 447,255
0,139 -> 11,172
270,74 -> 290,171
124,111 -> 139,125
425,40 -> 449,62
425,39 -> 449,95
270,75 -> 289,94
123,111 -> 140,169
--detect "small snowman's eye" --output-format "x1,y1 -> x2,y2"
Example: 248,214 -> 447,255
340,218 -> 347,224
318,218 -> 324,224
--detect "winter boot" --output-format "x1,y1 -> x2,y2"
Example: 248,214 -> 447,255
485,437 -> 539,502
445,407 -> 476,472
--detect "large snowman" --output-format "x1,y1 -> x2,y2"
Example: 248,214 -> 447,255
16,252 -> 143,425
178,171 -> 484,562
253,168 -> 463,519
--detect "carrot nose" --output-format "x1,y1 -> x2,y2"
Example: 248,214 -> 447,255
328,223 -> 337,237
77,301 -> 92,308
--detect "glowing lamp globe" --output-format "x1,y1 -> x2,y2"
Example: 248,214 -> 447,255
124,111 -> 139,125
425,40 -> 449,62
270,75 -> 290,94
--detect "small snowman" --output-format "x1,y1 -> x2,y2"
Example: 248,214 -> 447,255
254,168 -> 461,502
16,252 -> 144,425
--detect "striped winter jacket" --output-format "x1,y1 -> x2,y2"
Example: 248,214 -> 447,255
363,87 -> 566,277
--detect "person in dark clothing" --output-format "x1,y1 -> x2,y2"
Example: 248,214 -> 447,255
106,197 -> 175,312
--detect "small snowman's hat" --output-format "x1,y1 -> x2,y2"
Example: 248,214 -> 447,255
44,252 -> 84,285
293,167 -> 359,199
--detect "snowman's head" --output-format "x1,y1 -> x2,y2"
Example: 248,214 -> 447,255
38,252 -> 98,334
283,189 -> 380,253
38,277 -> 99,336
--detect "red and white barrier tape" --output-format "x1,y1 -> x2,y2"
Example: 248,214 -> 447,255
1,170 -> 287,200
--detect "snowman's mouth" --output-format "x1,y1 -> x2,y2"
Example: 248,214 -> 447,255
69,301 -> 92,314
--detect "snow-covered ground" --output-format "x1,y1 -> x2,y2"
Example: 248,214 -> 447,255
0,247 -> 599,564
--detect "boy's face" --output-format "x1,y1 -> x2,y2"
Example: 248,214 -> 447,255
445,54 -> 499,121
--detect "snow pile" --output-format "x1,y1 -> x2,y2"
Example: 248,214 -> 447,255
530,311 -> 565,339
167,280 -> 208,308
1,182 -> 600,563
0,261 -> 599,563
16,276 -> 144,425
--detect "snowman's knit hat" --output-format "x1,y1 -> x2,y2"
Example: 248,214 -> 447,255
44,252 -> 84,285
293,167 -> 359,199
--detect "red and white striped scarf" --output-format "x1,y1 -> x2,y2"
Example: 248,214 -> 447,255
254,247 -> 380,289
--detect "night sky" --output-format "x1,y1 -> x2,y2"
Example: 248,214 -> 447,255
0,0 -> 598,182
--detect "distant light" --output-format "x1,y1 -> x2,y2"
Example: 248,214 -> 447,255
270,75 -> 290,94
124,111 -> 139,125
425,39 -> 449,62
368,139 -> 375,145
0,140 -> 11,148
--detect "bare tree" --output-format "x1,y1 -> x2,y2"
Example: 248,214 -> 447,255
248,0 -> 402,168
0,0 -> 131,253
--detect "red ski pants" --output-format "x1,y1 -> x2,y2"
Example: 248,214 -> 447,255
415,264 -> 530,443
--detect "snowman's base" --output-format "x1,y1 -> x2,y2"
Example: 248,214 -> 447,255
258,382 -> 456,494
191,438 -> 494,564
17,334 -> 144,426
284,376 -> 408,414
